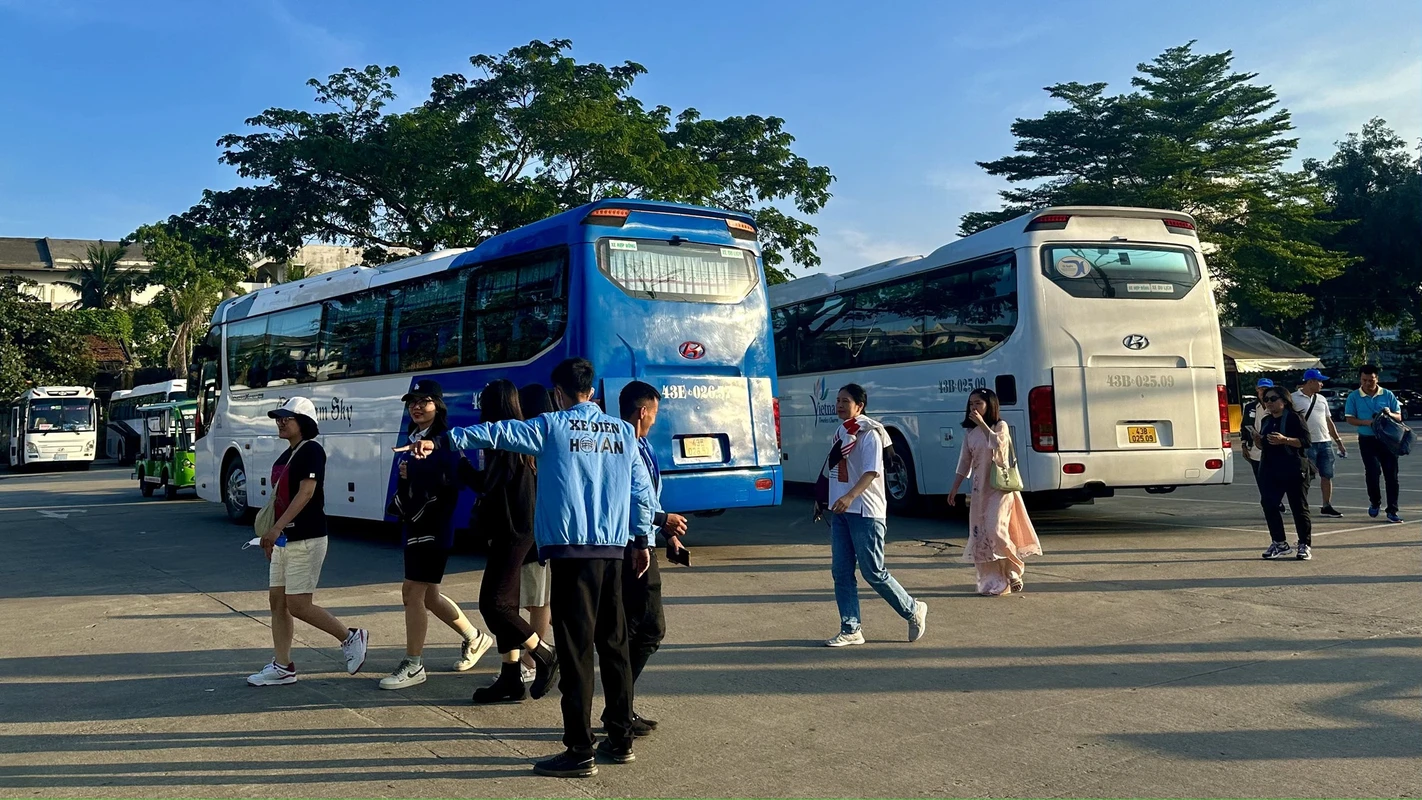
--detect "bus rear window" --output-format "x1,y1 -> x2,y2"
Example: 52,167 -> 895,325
597,239 -> 757,303
1041,245 -> 1200,300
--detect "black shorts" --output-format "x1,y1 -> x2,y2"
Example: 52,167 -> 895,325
404,541 -> 451,584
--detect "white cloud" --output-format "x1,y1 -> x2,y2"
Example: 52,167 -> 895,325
1260,45 -> 1422,158
927,167 -> 1011,211
809,227 -> 930,278
263,0 -> 361,67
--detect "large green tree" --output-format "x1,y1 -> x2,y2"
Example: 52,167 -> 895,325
198,39 -> 833,284
56,241 -> 141,310
1303,118 -> 1422,336
130,217 -> 250,373
961,42 -> 1353,324
0,278 -> 96,398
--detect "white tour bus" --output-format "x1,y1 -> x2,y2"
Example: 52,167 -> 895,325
2,386 -> 99,469
105,379 -> 188,463
770,206 -> 1232,512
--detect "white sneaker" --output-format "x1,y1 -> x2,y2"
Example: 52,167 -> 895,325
378,658 -> 427,690
520,663 -> 536,684
247,660 -> 297,686
454,629 -> 494,672
908,600 -> 929,643
825,630 -> 866,647
342,628 -> 369,675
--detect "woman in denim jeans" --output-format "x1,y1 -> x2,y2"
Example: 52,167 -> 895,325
824,384 -> 929,647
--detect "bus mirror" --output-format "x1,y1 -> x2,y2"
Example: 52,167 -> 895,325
193,344 -> 218,360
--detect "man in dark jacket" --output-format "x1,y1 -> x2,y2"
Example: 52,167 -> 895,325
617,381 -> 689,738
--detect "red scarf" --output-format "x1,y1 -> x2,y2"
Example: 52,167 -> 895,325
837,418 -> 861,482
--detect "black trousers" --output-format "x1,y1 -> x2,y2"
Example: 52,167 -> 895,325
1260,472 -> 1311,546
622,544 -> 666,684
1358,436 -> 1400,515
478,531 -> 537,652
550,557 -> 635,753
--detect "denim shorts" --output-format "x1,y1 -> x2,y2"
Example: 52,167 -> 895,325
1306,441 -> 1336,480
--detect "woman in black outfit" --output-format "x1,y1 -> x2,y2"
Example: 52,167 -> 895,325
471,379 -> 556,703
1257,386 -> 1314,561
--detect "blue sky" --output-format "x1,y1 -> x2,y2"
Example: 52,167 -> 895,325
1,0 -> 1418,277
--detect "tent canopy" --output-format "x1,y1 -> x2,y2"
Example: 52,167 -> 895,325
1221,327 -> 1322,372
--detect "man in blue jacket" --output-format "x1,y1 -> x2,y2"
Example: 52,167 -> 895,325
618,381 -> 689,738
400,358 -> 657,778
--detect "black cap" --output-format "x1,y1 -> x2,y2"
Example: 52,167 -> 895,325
401,379 -> 444,404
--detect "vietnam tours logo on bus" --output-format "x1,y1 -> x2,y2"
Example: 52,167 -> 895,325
811,377 -> 836,425
1055,255 -> 1092,279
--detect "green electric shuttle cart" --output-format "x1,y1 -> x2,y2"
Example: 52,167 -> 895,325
134,400 -> 197,499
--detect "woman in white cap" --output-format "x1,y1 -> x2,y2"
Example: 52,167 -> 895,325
247,396 -> 370,686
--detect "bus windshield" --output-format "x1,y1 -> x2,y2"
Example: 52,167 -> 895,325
1042,244 -> 1200,300
597,238 -> 757,303
28,399 -> 93,432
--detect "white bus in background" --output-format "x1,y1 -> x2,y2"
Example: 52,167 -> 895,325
105,379 -> 187,463
2,386 -> 99,470
770,206 -> 1232,512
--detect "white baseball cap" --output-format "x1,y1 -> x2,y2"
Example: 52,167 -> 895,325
268,396 -> 318,423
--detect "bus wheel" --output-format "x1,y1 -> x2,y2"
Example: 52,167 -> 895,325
884,430 -> 922,515
164,472 -> 179,500
222,456 -> 254,524
139,468 -> 155,497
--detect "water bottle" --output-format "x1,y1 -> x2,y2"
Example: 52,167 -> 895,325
275,533 -> 287,547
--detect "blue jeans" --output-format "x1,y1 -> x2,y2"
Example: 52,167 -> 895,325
830,513 -> 915,633
1305,441 -> 1336,480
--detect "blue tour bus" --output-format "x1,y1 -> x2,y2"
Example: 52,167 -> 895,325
194,199 -> 783,529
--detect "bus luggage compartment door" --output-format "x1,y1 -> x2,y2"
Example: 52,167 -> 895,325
1052,366 -> 1219,452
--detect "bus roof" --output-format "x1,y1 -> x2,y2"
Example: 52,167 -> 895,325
213,199 -> 760,324
128,379 -> 186,397
769,205 -> 1200,307
13,386 -> 94,401
136,400 -> 197,413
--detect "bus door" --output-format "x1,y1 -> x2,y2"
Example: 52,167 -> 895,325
7,404 -> 19,465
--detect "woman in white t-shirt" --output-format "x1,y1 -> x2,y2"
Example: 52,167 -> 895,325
823,384 -> 928,648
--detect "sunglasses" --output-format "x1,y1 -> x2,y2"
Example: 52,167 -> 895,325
1264,395 -> 1287,403
406,397 -> 435,407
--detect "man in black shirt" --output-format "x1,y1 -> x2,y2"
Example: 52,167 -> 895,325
247,397 -> 370,686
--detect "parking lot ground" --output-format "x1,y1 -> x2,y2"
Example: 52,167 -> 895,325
0,450 -> 1418,798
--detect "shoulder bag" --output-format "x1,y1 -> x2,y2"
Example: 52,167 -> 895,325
989,428 -> 1025,493
255,440 -> 307,538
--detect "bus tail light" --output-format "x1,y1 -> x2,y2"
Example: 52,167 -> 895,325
772,397 -> 781,449
582,207 -> 630,226
1025,214 -> 1071,232
1028,386 -> 1057,453
1164,218 -> 1197,234
726,219 -> 757,240
754,478 -> 774,490
1063,463 -> 1085,474
1217,385 -> 1231,448
1205,459 -> 1224,470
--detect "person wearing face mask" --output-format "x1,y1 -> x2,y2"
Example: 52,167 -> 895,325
1257,387 -> 1314,560
380,379 -> 494,690
247,397 -> 369,687
821,383 -> 928,648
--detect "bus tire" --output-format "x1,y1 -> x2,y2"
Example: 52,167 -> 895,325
139,468 -> 155,497
164,472 -> 179,500
884,429 -> 922,515
222,455 -> 255,524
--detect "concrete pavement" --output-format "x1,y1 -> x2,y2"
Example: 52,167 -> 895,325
0,449 -> 1418,798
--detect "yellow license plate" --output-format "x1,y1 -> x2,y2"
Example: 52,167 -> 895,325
1127,426 -> 1158,444
680,437 -> 716,458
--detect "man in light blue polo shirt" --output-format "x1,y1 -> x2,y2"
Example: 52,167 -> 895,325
1344,364 -> 1404,523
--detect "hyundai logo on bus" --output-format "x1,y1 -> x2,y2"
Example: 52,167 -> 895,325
1122,334 -> 1150,350
678,341 -> 706,360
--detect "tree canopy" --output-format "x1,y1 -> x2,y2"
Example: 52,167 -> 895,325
0,277 -> 95,399
56,241 -> 141,310
198,39 -> 833,284
961,42 -> 1354,325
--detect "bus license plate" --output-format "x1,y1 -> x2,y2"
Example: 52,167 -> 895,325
1127,426 -> 1158,444
54,453 -> 68,460
680,437 -> 716,458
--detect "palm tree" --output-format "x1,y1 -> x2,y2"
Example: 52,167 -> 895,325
58,241 -> 139,309
164,276 -> 222,373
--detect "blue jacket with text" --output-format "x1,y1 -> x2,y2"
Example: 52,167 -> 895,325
447,401 -> 656,561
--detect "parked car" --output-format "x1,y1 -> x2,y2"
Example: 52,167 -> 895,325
1318,389 -> 1346,422
1394,390 -> 1418,419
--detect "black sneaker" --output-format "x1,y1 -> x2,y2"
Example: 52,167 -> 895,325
1320,506 -> 1343,518
529,648 -> 559,701
1296,543 -> 1312,561
631,713 -> 657,737
533,750 -> 597,778
1261,541 -> 1292,559
596,739 -> 636,764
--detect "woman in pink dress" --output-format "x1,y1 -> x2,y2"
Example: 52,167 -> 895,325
947,388 -> 1042,596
